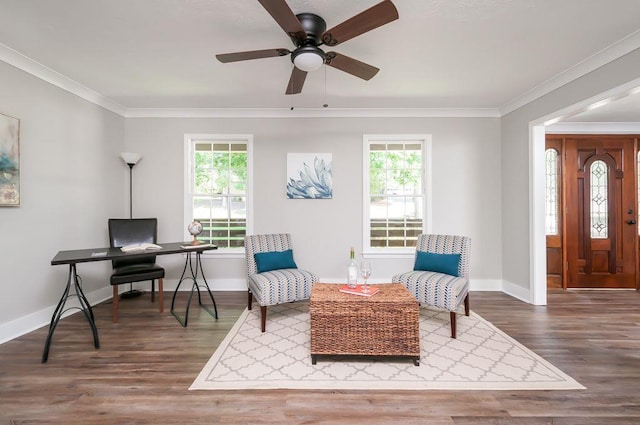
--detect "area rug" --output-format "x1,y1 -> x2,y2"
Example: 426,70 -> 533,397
190,302 -> 584,391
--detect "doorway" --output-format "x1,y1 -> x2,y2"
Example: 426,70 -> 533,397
546,134 -> 639,289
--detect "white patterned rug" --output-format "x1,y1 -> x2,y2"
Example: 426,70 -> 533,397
190,302 -> 584,391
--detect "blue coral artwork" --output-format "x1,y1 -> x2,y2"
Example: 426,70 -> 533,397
286,153 -> 333,199
0,112 -> 20,206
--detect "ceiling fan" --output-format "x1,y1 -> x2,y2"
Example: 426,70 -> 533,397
215,0 -> 398,95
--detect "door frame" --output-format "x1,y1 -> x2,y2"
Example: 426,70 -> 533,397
529,77 -> 640,305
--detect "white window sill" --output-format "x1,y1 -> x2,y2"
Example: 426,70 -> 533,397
199,249 -> 245,259
362,250 -> 415,260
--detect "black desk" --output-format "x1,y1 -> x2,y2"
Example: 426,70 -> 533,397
45,242 -> 218,362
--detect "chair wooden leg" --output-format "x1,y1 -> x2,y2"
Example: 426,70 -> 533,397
151,280 -> 155,302
450,311 -> 456,339
158,278 -> 164,313
247,290 -> 253,310
260,306 -> 267,332
449,295 -> 469,338
112,285 -> 119,323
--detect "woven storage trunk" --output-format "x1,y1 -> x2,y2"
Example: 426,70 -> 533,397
310,283 -> 420,365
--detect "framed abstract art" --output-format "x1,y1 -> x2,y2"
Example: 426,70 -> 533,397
0,112 -> 20,206
286,153 -> 332,199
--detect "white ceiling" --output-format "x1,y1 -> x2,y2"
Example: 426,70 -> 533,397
1,0 -> 640,116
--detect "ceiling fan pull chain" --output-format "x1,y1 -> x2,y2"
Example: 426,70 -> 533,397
323,64 -> 328,108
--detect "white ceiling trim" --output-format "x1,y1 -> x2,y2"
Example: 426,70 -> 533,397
0,42 -> 499,118
0,43 -> 127,116
499,29 -> 640,116
123,107 -> 500,119
3,24 -> 640,120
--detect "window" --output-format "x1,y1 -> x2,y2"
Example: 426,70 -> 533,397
363,135 -> 431,253
544,148 -> 559,235
185,135 -> 252,252
590,159 -> 608,239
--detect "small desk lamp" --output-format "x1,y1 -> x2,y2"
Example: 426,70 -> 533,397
119,152 -> 143,298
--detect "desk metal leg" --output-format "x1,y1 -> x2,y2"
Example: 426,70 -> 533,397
170,251 -> 218,327
42,264 -> 100,363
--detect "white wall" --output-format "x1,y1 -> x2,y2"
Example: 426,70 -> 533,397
6,42 -> 639,345
501,48 -> 640,300
0,58 -> 502,341
124,116 -> 502,289
0,61 -> 125,342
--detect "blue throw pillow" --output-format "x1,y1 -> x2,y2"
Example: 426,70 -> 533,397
414,251 -> 461,276
254,249 -> 298,273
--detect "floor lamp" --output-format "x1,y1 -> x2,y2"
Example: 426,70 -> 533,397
119,152 -> 143,299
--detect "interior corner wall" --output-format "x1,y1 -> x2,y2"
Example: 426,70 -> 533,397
0,61 -> 125,341
501,47 -> 640,298
123,116 -> 502,289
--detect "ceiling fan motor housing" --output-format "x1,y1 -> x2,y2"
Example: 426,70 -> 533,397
294,13 -> 326,46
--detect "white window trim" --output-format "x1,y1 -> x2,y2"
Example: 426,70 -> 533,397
362,134 -> 432,259
183,134 -> 254,258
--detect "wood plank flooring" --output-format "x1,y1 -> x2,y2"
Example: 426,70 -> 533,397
1,290 -> 640,424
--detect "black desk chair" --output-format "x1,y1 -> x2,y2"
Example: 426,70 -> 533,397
108,218 -> 165,323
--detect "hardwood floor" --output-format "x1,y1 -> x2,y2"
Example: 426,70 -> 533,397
1,290 -> 640,424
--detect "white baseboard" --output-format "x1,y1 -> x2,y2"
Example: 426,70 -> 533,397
0,277 -> 533,345
0,286 -> 113,345
501,280 -> 532,303
162,278 -> 246,292
469,278 -> 503,292
0,280 -> 247,345
162,278 -> 516,293
469,278 -> 532,303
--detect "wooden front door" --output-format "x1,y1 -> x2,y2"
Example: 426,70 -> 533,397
565,136 -> 637,288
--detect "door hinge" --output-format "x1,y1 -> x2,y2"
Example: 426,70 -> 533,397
566,261 -> 569,271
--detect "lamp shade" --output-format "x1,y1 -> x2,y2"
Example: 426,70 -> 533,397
292,46 -> 325,72
120,152 -> 142,165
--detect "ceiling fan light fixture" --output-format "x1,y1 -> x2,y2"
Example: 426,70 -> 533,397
292,46 -> 325,72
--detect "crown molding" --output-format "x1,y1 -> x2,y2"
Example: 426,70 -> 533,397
0,42 -> 500,119
0,43 -> 499,118
499,29 -> 640,116
123,107 -> 500,118
0,43 -> 127,116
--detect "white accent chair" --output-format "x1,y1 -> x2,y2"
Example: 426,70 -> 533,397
244,233 -> 318,332
392,234 -> 471,338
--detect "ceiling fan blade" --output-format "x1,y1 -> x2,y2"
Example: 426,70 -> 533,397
258,0 -> 306,43
322,0 -> 398,46
286,67 -> 307,94
325,52 -> 379,80
216,48 -> 290,63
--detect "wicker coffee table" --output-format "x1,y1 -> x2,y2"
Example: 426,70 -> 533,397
310,283 -> 420,366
